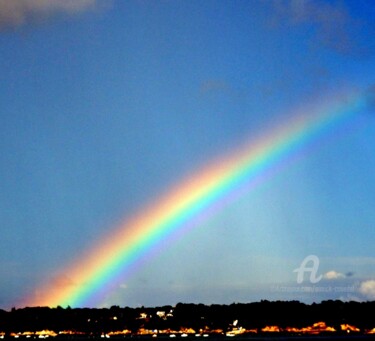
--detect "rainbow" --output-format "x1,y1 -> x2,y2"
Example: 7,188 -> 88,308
24,90 -> 371,308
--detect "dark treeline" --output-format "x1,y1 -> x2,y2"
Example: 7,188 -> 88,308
1,300 -> 375,334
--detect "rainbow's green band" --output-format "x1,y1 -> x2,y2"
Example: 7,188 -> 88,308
24,91 -> 370,308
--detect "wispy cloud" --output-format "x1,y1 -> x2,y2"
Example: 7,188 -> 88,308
0,0 -> 103,30
199,79 -> 232,96
270,0 -> 375,58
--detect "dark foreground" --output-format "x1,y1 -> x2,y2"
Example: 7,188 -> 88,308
1,301 -> 375,339
2,333 -> 375,340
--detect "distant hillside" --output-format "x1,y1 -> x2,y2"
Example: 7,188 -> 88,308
1,300 -> 375,338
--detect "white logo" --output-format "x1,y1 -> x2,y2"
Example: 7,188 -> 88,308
293,255 -> 322,284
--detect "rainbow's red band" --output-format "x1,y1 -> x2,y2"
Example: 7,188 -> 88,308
23,91 -> 369,308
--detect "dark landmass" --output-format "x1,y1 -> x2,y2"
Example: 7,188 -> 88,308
1,300 -> 375,339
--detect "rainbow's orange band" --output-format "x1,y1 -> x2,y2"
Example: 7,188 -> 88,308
23,91 -> 369,308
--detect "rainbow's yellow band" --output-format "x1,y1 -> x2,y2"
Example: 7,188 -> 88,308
23,90 -> 370,308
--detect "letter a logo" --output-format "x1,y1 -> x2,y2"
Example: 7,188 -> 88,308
293,255 -> 322,284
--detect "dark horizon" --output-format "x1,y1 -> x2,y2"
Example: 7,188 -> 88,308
1,300 -> 375,339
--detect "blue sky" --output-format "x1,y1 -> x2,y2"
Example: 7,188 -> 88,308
1,0 -> 375,309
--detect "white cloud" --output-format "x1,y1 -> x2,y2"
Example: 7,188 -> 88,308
339,294 -> 362,303
323,270 -> 345,280
359,280 -> 375,300
0,0 -> 101,29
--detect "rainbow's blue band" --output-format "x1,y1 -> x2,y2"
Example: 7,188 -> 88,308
23,90 -> 370,308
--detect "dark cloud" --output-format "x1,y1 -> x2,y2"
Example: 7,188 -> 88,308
0,0 -> 103,30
